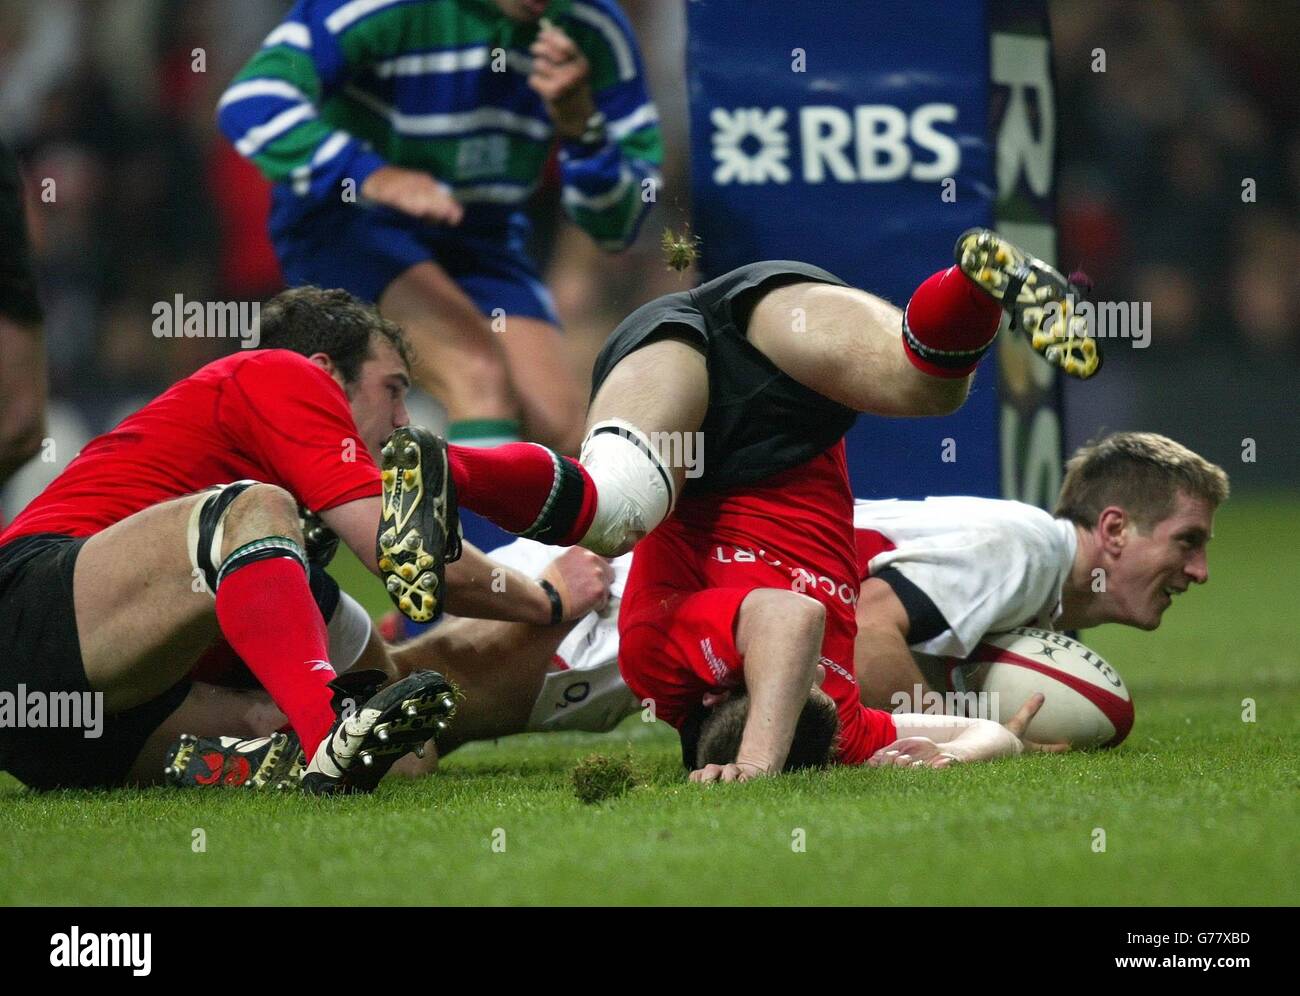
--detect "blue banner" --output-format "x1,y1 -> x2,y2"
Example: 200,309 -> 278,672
686,0 -> 1061,500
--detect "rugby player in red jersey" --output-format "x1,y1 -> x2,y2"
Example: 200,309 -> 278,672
366,432 -> 1224,773
0,287 -> 609,792
379,229 -> 1102,780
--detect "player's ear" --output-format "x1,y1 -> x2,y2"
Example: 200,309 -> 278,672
307,351 -> 336,375
1098,506 -> 1128,553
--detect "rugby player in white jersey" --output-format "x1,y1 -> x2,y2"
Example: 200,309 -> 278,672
383,430 -> 1227,763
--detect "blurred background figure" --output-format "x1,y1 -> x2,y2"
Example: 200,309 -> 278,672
0,0 -> 1295,518
0,136 -> 47,504
217,0 -> 663,456
1051,1 -> 1300,480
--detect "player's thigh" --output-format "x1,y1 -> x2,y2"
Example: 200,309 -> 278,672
77,479 -> 305,710
392,616 -> 555,745
747,281 -> 954,416
379,261 -> 512,400
73,493 -> 219,707
496,316 -> 586,453
588,334 -> 708,434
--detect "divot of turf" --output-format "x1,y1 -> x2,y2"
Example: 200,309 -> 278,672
572,752 -> 638,804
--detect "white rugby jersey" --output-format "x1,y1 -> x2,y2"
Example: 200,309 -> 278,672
486,538 -> 636,733
487,537 -> 632,673
853,497 -> 1078,658
488,496 -> 1078,682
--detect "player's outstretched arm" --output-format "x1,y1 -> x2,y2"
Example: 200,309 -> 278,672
320,495 -> 384,575
442,543 -> 612,623
324,495 -> 611,622
870,693 -> 1056,768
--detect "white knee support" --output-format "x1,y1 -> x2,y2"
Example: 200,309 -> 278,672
578,420 -> 675,556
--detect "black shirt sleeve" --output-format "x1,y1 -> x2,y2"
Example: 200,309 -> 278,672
872,565 -> 952,645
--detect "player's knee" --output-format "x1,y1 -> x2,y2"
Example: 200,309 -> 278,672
461,347 -> 510,393
187,481 -> 307,595
224,483 -> 302,542
578,420 -> 675,556
911,374 -> 970,417
447,347 -> 515,416
536,390 -> 587,456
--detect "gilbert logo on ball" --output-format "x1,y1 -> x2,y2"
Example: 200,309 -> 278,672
948,627 -> 1134,748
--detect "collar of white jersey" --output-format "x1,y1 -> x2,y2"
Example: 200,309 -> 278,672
1049,515 -> 1080,625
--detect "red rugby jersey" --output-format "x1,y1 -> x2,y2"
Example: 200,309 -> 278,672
622,442 -> 897,764
0,350 -> 380,544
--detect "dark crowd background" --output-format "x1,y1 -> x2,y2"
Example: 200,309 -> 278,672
2,0 -> 1296,511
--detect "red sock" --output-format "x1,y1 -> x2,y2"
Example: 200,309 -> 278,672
214,557 -> 336,756
449,442 -> 597,545
901,265 -> 1003,378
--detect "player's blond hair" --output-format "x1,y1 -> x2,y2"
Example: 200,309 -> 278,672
1055,432 -> 1230,531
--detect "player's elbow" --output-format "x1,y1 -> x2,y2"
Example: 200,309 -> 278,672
777,589 -> 827,635
736,588 -> 826,663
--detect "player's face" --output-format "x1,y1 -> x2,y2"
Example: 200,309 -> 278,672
345,341 -> 411,460
1108,492 -> 1214,630
493,0 -> 548,23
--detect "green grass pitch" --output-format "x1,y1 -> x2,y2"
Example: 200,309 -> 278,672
2,497 -> 1296,906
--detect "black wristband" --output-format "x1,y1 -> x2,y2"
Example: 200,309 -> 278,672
538,579 -> 564,625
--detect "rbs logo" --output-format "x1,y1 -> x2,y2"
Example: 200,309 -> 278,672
710,104 -> 961,186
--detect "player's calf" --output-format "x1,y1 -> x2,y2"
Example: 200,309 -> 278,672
423,419 -> 674,563
503,417 -> 675,556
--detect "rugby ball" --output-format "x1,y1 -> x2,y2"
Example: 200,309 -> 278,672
946,627 -> 1134,748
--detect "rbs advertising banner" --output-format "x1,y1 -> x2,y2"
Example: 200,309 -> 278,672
686,0 -> 1064,504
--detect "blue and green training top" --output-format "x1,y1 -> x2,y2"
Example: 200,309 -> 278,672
217,0 -> 663,249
